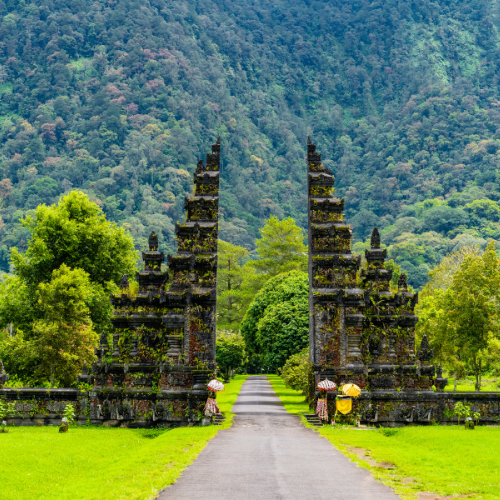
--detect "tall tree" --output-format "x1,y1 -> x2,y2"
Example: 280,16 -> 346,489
443,242 -> 500,391
217,216 -> 307,332
417,242 -> 500,391
8,191 -> 136,332
0,265 -> 99,387
31,265 -> 98,387
253,216 -> 307,277
217,240 -> 253,330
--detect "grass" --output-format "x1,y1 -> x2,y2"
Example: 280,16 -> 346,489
267,374 -> 309,415
0,375 -> 247,500
269,375 -> 500,500
444,376 -> 500,392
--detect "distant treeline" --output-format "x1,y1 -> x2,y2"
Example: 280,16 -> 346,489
0,0 -> 500,288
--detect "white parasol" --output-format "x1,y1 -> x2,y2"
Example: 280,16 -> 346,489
207,379 -> 225,392
317,379 -> 337,392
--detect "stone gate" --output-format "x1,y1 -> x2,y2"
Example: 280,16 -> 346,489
307,138 -> 500,426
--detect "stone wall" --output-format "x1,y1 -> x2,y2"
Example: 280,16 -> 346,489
327,391 -> 500,427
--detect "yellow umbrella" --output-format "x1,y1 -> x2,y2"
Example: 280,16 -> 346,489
342,383 -> 362,397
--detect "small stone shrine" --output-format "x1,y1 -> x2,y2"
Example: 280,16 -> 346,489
307,138 -> 500,426
0,138 -> 221,428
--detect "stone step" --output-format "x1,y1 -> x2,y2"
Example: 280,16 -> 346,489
213,413 -> 226,426
303,413 -> 324,427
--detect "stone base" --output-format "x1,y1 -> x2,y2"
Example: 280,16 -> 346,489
321,390 -> 500,426
0,387 -> 210,428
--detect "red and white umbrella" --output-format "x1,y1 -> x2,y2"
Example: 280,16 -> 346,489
207,379 -> 225,392
317,379 -> 337,392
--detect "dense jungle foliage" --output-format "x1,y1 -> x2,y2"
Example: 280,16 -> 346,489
1,0 -> 500,287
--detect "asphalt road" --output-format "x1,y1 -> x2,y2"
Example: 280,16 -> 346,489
157,376 -> 401,500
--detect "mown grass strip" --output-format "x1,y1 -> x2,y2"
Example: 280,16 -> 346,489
0,375 -> 247,500
267,374 -> 309,415
269,374 -> 500,500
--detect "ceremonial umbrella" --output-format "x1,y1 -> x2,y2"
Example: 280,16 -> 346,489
207,379 -> 225,392
317,379 -> 337,392
342,383 -> 362,397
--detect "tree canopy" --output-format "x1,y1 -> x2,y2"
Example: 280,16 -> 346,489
0,191 -> 136,386
217,216 -> 307,332
241,270 -> 309,372
253,216 -> 307,277
8,190 -> 136,332
0,264 -> 98,387
416,242 -> 500,390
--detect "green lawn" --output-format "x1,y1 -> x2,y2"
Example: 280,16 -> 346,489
444,376 -> 500,392
268,375 -> 500,500
0,375 -> 247,500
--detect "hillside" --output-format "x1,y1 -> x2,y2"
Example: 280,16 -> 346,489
1,0 -> 500,287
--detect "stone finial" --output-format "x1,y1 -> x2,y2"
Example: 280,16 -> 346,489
434,363 -> 448,391
148,230 -> 159,251
398,272 -> 408,291
120,274 -> 129,290
0,359 -> 9,387
195,159 -> 205,174
370,227 -> 381,249
216,135 -> 221,145
77,362 -> 92,385
99,331 -> 108,348
418,334 -> 434,363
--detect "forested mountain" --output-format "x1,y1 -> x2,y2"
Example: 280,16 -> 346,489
1,0 -> 500,287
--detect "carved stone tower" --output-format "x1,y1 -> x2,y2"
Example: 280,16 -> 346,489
87,138 -> 221,426
307,139 -> 436,425
307,137 -> 364,387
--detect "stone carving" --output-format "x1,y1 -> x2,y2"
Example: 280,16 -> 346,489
120,274 -> 129,290
434,364 -> 448,391
77,363 -> 92,385
370,227 -> 381,249
398,272 -> 408,291
418,335 -> 434,363
148,230 -> 159,250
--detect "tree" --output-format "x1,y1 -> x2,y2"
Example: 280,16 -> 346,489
241,271 -> 309,372
31,265 -> 98,387
253,216 -> 307,277
281,348 -> 312,397
217,240 -> 254,330
217,217 -> 307,333
0,276 -> 32,334
216,330 -> 246,381
0,265 -> 99,387
9,191 -> 136,332
443,242 -> 500,391
417,242 -> 500,391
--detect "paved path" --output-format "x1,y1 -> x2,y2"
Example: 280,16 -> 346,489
158,376 -> 401,500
